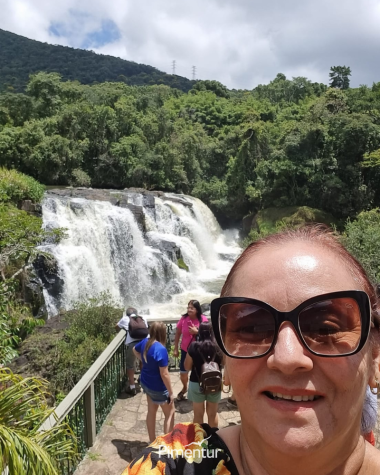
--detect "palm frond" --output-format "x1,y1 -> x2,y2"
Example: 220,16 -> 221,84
0,368 -> 78,475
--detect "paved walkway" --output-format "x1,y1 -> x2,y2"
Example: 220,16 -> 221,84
74,373 -> 380,475
74,372 -> 240,475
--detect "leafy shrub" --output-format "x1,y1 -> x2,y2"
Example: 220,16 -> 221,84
69,169 -> 91,187
0,168 -> 45,203
54,336 -> 108,391
341,209 -> 380,284
0,204 -> 65,284
0,279 -> 44,365
64,293 -> 120,343
20,293 -> 122,395
242,206 -> 338,247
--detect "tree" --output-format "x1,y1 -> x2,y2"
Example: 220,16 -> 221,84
0,367 -> 77,475
329,66 -> 351,90
0,205 -> 65,282
342,209 -> 380,283
192,80 -> 230,98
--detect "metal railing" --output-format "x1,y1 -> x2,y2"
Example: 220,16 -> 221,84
37,320 -> 179,475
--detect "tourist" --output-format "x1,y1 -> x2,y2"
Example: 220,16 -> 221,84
173,300 -> 208,400
123,225 -> 380,474
133,321 -> 175,443
116,307 -> 148,396
184,322 -> 223,427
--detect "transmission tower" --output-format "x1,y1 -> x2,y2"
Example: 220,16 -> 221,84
192,66 -> 196,80
172,60 -> 176,75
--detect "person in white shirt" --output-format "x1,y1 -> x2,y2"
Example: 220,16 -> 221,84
116,307 -> 148,395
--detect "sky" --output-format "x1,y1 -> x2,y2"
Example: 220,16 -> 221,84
1,0 -> 380,90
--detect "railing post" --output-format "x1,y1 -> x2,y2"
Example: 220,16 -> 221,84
84,382 -> 96,448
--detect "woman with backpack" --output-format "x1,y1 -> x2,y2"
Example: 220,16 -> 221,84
133,321 -> 175,442
173,300 -> 208,400
184,322 -> 223,427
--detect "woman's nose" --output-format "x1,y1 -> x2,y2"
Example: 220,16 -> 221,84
267,322 -> 313,374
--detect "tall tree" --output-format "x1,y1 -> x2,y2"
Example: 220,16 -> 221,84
329,66 -> 351,90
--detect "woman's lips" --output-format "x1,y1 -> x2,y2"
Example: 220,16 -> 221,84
261,387 -> 324,409
266,391 -> 321,402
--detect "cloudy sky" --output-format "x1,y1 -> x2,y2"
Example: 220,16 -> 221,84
1,0 -> 380,89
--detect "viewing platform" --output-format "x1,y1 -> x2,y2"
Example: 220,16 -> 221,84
74,372 -> 239,475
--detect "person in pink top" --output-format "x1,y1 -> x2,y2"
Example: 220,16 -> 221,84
173,300 -> 208,400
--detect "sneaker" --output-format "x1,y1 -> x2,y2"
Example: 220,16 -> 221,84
176,390 -> 187,401
125,386 -> 137,396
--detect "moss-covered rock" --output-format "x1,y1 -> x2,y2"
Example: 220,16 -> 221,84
177,258 -> 189,272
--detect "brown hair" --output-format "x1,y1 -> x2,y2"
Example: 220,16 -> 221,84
143,321 -> 167,363
222,224 -> 380,330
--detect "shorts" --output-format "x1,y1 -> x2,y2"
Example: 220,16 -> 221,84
179,349 -> 188,373
141,382 -> 169,404
188,381 -> 221,404
126,341 -> 140,370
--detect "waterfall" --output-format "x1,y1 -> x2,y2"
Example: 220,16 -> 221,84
40,190 -> 241,320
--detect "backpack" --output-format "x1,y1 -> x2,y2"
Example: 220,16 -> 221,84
128,315 -> 148,339
197,352 -> 222,395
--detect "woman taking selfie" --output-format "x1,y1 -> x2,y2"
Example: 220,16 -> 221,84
173,300 -> 208,400
124,226 -> 380,475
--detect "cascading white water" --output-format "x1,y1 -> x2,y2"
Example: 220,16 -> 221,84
41,191 -> 241,319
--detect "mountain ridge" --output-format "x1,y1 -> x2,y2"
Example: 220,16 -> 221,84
0,28 -> 194,92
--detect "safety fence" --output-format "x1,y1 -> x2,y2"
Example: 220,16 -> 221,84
37,320 -> 178,475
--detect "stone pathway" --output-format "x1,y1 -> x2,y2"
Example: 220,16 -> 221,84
74,373 -> 380,475
74,372 -> 240,475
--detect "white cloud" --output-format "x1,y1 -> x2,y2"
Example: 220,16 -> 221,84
1,0 -> 380,89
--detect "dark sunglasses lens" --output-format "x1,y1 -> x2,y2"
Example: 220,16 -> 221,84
299,298 -> 362,355
220,303 -> 275,357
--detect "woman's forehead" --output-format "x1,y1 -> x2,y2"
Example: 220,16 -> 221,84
228,242 -> 360,308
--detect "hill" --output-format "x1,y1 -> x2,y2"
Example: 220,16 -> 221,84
0,29 -> 194,92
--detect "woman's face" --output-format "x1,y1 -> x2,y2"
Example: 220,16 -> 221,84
187,303 -> 197,318
225,241 -> 378,456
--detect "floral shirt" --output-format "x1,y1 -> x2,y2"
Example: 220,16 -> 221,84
121,422 -> 238,475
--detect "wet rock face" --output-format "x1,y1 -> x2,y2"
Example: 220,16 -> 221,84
47,187 -> 166,203
18,200 -> 42,217
146,235 -> 182,262
34,255 -> 64,309
24,272 -> 46,317
164,279 -> 185,297
46,188 -> 176,230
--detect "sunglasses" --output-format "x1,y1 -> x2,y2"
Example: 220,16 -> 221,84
211,291 -> 371,358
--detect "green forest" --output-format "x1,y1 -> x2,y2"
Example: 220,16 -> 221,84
1,69 -> 380,224
0,29 -> 193,92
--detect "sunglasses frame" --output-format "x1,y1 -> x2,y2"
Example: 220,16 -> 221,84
211,290 -> 371,359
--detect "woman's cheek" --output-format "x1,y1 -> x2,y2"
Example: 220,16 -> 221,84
227,358 -> 260,389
